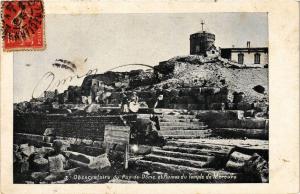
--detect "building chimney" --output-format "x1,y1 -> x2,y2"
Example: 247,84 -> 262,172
247,41 -> 250,48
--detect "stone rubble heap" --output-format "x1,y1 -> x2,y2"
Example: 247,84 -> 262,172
13,139 -> 111,184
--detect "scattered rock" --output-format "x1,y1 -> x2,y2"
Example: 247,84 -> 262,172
66,137 -> 77,145
84,104 -> 101,113
74,139 -> 82,145
225,151 -> 252,172
20,144 -> 35,157
35,146 -> 54,156
92,141 -> 102,147
66,151 -> 92,163
131,145 -> 152,155
43,136 -> 54,143
48,154 -> 66,173
255,112 -> 266,118
82,139 -> 93,146
33,157 -> 49,172
44,173 -> 65,182
244,153 -> 268,183
43,128 -> 56,136
31,172 -> 49,181
88,153 -> 111,171
53,139 -> 70,152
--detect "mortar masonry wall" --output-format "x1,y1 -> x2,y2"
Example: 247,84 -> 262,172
14,113 -> 127,140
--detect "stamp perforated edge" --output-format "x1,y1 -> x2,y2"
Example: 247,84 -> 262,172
1,0 -> 46,52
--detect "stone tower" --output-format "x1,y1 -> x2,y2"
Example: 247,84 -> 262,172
190,21 -> 216,56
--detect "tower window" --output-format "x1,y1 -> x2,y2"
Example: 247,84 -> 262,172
238,53 -> 244,64
254,53 -> 261,64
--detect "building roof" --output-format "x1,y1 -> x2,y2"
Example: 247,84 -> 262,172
220,47 -> 268,53
191,30 -> 214,35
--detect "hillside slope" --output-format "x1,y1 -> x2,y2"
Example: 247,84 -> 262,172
153,55 -> 268,103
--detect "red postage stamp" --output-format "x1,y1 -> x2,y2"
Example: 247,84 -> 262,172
1,0 -> 45,51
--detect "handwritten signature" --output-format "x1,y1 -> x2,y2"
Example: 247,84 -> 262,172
31,68 -> 98,99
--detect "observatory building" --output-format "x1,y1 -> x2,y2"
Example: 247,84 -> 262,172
189,21 -> 219,57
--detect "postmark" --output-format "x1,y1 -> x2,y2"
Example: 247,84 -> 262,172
1,0 -> 45,51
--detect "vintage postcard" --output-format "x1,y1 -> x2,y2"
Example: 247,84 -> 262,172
1,0 -> 299,194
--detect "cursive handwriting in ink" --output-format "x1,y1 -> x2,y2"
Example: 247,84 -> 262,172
32,68 -> 98,99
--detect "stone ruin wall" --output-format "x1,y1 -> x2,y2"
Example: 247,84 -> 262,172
14,113 -> 131,141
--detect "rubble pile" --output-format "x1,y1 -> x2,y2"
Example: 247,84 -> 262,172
13,139 -> 112,184
153,55 -> 268,104
81,69 -> 157,94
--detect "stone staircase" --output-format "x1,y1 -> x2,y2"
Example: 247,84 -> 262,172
144,147 -> 215,168
130,140 -> 243,182
133,140 -> 234,171
156,114 -> 210,139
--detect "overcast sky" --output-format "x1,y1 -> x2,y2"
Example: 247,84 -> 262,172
14,13 -> 268,102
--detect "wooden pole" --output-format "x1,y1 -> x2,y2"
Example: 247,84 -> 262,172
124,143 -> 129,169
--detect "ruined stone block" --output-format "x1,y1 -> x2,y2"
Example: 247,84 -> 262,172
20,144 -> 35,157
88,153 -> 111,171
43,128 -> 56,136
207,118 -> 266,129
31,172 -> 49,181
53,139 -> 70,152
211,128 -> 268,140
42,147 -> 54,154
82,139 -> 93,146
48,154 -> 66,173
20,143 -> 28,150
44,173 -> 65,182
33,157 -> 49,172
66,137 -> 77,145
244,153 -> 268,183
65,151 -> 93,168
74,138 -> 82,145
92,141 -> 102,147
43,136 -> 54,143
225,151 -> 252,173
194,110 -> 244,121
69,152 -> 91,164
245,109 -> 256,117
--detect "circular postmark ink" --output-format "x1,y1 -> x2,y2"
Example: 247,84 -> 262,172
2,0 -> 44,44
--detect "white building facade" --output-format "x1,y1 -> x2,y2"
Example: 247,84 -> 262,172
220,42 -> 268,67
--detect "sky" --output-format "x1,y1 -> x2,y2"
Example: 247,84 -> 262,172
14,13 -> 268,102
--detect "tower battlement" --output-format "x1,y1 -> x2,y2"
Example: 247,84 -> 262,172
189,22 -> 218,56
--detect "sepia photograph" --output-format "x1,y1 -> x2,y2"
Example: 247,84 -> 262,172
11,12 -> 270,184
